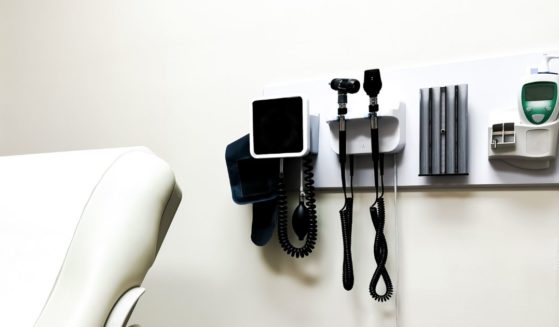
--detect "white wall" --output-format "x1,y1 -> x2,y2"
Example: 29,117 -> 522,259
2,0 -> 559,326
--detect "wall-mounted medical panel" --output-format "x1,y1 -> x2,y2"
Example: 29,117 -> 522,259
262,51 -> 559,189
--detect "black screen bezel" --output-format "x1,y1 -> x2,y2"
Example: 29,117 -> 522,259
251,96 -> 305,156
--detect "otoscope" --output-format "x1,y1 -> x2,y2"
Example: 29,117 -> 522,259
330,78 -> 360,291
363,69 -> 393,302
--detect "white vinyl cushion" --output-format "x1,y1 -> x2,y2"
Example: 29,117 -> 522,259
0,147 -> 181,327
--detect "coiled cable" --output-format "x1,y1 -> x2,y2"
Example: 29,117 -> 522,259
277,157 -> 317,258
340,154 -> 355,290
303,156 -> 317,243
369,155 -> 393,302
365,69 -> 393,302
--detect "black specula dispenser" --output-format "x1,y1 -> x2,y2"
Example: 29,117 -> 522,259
419,84 -> 469,176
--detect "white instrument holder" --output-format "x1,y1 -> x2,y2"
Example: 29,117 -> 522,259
326,103 -> 405,155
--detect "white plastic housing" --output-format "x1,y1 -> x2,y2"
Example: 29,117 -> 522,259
326,102 -> 406,155
517,73 -> 559,124
488,111 -> 559,169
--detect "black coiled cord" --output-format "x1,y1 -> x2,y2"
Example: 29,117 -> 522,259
277,156 -> 318,258
340,155 -> 354,290
303,156 -> 317,241
340,198 -> 354,290
369,161 -> 393,302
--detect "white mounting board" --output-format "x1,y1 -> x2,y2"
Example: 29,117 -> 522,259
262,51 -> 559,189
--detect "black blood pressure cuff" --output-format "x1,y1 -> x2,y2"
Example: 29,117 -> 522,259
225,134 -> 279,246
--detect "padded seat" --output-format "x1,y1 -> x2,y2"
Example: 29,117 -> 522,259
0,147 -> 181,327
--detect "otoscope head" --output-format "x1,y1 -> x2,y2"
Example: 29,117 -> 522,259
330,78 -> 361,94
364,69 -> 382,97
